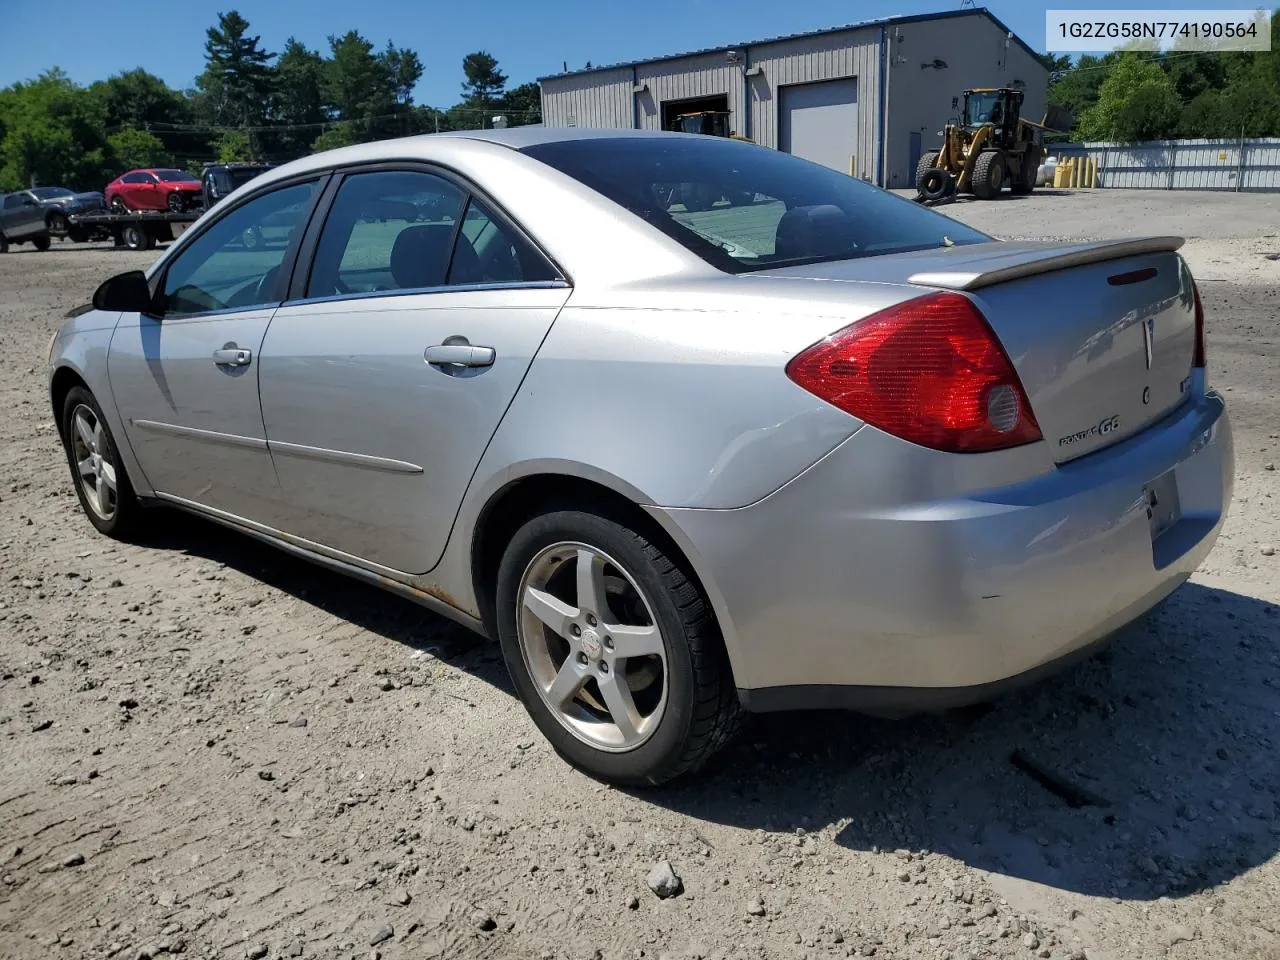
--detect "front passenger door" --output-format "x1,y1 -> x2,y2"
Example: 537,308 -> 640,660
108,178 -> 323,520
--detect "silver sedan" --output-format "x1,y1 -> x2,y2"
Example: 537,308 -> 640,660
48,128 -> 1233,785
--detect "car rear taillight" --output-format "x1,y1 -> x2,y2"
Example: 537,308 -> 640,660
1192,280 -> 1206,369
785,291 -> 1042,454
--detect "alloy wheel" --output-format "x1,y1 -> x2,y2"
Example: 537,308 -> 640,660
516,541 -> 668,752
69,404 -> 118,522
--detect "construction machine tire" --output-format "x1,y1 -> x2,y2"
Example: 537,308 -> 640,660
1011,151 -> 1038,195
915,151 -> 942,193
972,150 -> 1005,200
918,168 -> 954,203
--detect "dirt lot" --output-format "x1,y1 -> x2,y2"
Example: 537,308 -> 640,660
2,190 -> 1279,960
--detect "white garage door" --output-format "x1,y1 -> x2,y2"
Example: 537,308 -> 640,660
779,77 -> 859,174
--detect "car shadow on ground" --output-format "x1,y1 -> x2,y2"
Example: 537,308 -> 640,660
140,511 -> 1279,902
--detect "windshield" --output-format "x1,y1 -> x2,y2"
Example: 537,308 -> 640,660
965,91 -> 1005,126
30,187 -> 75,199
522,136 -> 990,273
157,169 -> 199,183
226,167 -> 268,188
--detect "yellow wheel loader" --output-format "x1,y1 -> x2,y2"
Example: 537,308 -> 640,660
915,87 -> 1059,204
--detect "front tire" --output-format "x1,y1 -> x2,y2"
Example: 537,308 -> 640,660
60,386 -> 144,540
47,211 -> 69,237
33,235 -> 51,252
496,508 -> 741,786
971,150 -> 1005,200
166,191 -> 183,212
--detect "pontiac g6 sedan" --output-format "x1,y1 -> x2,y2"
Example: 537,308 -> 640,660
49,128 -> 1232,785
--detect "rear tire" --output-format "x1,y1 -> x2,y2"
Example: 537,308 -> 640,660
110,196 -> 128,214
0,233 -> 8,254
33,235 -> 51,252
1011,151 -> 1038,195
121,224 -> 153,251
915,151 -> 942,192
971,150 -> 1005,200
495,508 -> 741,786
60,386 -> 145,540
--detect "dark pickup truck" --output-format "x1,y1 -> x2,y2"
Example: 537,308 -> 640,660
1,187 -> 106,251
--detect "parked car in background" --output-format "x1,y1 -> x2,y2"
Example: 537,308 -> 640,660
201,162 -> 274,209
21,186 -> 106,240
49,129 -> 1232,785
104,168 -> 203,213
0,190 -> 53,252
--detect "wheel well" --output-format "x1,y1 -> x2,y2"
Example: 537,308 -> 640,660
49,367 -> 87,439
470,474 -> 712,643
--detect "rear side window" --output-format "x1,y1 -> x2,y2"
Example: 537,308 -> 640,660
306,170 -> 556,297
522,137 -> 991,273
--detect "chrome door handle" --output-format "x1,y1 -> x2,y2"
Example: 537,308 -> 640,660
424,344 -> 495,368
212,347 -> 252,367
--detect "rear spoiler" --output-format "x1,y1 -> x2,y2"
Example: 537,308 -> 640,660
908,236 -> 1185,292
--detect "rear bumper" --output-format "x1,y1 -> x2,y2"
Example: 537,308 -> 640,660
651,386 -> 1233,708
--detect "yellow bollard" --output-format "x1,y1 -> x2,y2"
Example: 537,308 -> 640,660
1053,161 -> 1067,189
1088,157 -> 1098,188
1072,159 -> 1081,188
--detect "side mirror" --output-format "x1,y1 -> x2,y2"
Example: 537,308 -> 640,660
92,270 -> 154,314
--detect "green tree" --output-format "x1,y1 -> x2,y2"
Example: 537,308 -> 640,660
193,11 -> 275,131
311,122 -> 358,152
322,31 -> 395,140
499,81 -> 542,126
0,69 -> 111,191
1077,54 -> 1180,141
460,51 -> 506,104
383,43 -> 424,106
213,129 -> 252,162
107,127 -> 171,169
272,38 -> 327,157
1048,54 -> 1115,125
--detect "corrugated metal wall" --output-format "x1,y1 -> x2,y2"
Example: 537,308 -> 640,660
538,26 -> 883,182
540,67 -> 633,129
1054,139 -> 1280,191
634,53 -> 745,132
746,30 -> 882,180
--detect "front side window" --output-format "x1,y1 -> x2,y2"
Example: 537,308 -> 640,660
3,195 -> 25,210
159,180 -> 319,318
522,137 -> 991,273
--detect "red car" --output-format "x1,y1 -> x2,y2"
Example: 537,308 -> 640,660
104,168 -> 203,213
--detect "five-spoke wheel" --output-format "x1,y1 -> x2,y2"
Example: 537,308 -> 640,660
60,386 -> 142,538
497,508 -> 740,785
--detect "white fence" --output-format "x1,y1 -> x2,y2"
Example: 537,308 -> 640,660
1050,138 -> 1280,191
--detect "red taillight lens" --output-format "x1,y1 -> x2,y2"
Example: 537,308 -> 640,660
785,291 -> 1042,453
1192,280 -> 1206,369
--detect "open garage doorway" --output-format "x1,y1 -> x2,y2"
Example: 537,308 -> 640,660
661,94 -> 731,135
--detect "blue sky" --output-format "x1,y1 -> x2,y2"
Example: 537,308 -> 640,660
0,0 -> 1255,105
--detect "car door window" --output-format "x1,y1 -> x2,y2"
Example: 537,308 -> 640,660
124,173 -> 149,184
449,198 -> 558,285
306,171 -> 466,297
159,180 -> 319,319
3,195 -> 22,210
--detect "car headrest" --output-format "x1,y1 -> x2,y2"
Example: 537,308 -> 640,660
774,204 -> 856,262
389,224 -> 453,290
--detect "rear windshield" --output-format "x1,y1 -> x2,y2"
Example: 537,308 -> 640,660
521,136 -> 991,273
226,167 -> 269,188
156,169 -> 199,183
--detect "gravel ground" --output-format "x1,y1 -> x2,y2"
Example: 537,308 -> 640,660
2,191 -> 1279,960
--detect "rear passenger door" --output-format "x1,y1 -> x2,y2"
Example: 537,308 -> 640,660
257,165 -> 570,574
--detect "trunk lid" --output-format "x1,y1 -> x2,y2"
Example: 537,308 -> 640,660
758,238 -> 1197,461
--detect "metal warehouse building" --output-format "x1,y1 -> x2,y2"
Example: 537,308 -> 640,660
538,7 -> 1048,190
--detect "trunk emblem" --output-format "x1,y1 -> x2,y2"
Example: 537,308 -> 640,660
1142,316 -> 1155,370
